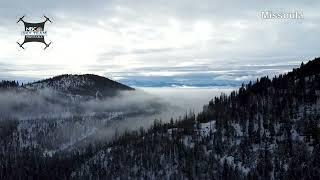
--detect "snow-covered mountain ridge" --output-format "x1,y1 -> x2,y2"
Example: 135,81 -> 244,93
25,74 -> 134,98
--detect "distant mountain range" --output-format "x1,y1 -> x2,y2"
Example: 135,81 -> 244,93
1,74 -> 134,100
26,74 -> 134,97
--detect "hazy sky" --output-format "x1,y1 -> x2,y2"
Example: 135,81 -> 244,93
0,0 -> 319,86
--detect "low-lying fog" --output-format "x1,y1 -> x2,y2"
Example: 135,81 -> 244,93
111,87 -> 235,126
141,87 -> 235,113
95,87 -> 235,140
0,87 -> 236,148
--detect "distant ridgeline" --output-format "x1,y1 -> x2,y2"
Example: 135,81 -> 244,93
26,74 -> 134,97
0,74 -> 134,98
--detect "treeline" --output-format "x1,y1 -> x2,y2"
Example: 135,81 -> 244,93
0,80 -> 20,88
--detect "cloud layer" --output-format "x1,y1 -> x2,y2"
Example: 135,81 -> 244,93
0,0 -> 319,86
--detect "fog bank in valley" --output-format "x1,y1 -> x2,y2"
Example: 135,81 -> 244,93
141,87 -> 235,113
0,87 -> 235,146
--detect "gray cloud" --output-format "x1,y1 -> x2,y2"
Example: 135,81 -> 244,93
0,1 -> 319,86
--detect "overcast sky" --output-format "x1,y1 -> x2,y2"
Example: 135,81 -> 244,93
0,0 -> 319,87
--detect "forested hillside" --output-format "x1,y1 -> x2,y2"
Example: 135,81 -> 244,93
72,58 -> 320,179
1,58 -> 320,179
